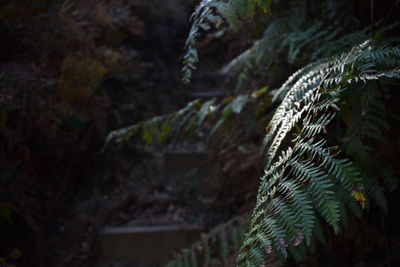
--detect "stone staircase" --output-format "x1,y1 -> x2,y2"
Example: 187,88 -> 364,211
98,225 -> 203,266
97,147 -> 208,266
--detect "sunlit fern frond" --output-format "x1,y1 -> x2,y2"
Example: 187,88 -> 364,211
236,38 -> 400,266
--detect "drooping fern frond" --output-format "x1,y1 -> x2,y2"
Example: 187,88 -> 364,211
236,39 -> 400,266
182,0 -> 224,84
104,90 -> 270,149
104,99 -> 203,148
182,0 -> 273,84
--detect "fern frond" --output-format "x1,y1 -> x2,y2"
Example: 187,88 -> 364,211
183,0 -> 273,84
104,92 -> 262,150
237,38 -> 399,265
104,99 -> 202,148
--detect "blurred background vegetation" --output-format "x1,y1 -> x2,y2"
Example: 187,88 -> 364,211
0,0 -> 199,265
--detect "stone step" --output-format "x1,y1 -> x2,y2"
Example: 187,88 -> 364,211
98,225 -> 203,265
